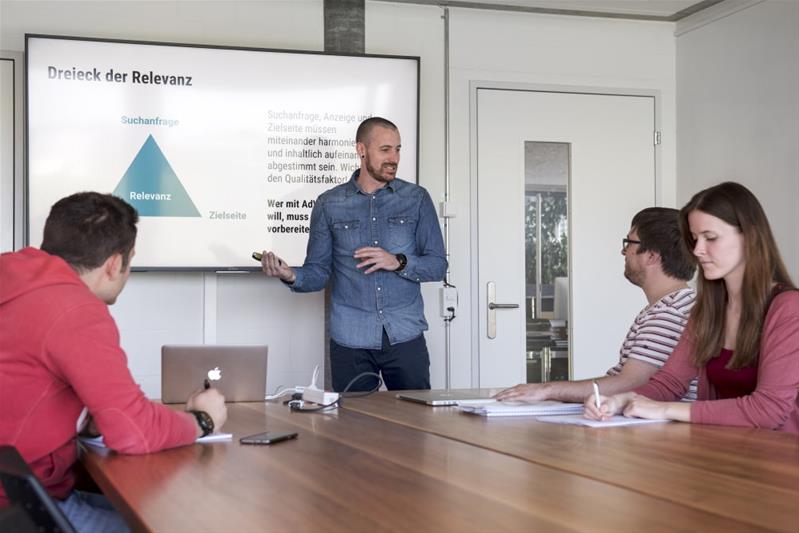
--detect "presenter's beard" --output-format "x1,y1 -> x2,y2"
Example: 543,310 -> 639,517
366,161 -> 397,183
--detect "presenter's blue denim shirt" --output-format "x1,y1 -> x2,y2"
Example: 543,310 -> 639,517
290,171 -> 447,349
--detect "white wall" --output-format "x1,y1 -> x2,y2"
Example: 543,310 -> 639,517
0,52 -> 22,252
676,0 -> 799,281
1,0 -> 681,393
367,3 -> 680,385
365,2 -> 448,386
0,0 -> 328,398
445,8 -> 678,385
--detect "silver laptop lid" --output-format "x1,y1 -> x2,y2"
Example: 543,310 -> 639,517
396,390 -> 494,406
161,345 -> 267,403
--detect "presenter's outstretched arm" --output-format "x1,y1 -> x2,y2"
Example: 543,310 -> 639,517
260,250 -> 296,283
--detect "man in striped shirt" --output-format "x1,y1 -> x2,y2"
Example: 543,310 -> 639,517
496,207 -> 698,403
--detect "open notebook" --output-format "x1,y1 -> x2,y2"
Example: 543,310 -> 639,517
459,400 -> 583,417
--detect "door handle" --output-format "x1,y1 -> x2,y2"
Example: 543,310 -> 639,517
488,303 -> 519,310
487,281 -> 519,339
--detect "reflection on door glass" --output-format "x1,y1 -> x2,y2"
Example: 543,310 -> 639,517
524,142 -> 569,383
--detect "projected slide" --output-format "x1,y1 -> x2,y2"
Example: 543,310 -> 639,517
26,36 -> 419,270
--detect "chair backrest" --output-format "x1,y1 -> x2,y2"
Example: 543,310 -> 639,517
0,503 -> 42,533
0,445 -> 76,533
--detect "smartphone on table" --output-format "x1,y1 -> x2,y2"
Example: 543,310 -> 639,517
240,431 -> 298,445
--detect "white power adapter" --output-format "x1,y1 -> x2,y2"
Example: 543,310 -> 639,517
301,365 -> 340,405
302,388 -> 340,405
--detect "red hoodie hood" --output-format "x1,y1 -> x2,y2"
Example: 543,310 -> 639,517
0,247 -> 85,306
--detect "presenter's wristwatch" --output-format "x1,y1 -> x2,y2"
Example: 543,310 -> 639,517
395,253 -> 407,272
188,410 -> 214,437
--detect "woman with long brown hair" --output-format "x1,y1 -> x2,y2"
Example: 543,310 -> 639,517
585,182 -> 799,433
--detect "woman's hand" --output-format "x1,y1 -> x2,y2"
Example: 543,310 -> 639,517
584,392 -> 635,420
624,397 -> 690,421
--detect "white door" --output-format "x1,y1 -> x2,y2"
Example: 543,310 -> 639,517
477,88 -> 656,387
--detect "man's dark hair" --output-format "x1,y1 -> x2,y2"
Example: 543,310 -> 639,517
631,207 -> 694,281
355,116 -> 398,144
41,192 -> 139,273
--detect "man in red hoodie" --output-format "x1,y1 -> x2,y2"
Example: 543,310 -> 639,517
0,192 -> 227,531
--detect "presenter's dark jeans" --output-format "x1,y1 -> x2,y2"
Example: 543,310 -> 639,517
330,330 -> 431,392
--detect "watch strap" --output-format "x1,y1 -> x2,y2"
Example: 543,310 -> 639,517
395,253 -> 407,272
188,410 -> 214,437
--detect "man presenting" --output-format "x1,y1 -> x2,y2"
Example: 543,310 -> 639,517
496,207 -> 698,403
0,192 -> 227,531
261,117 -> 447,392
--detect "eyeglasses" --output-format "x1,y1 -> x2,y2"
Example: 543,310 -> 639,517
622,238 -> 642,250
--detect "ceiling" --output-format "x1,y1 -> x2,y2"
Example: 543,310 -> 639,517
377,0 -> 728,21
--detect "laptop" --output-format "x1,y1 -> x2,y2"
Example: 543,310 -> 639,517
396,389 -> 495,406
161,345 -> 268,403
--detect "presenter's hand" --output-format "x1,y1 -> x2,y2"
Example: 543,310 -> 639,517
493,383 -> 551,402
187,387 -> 228,432
354,247 -> 400,274
260,250 -> 296,283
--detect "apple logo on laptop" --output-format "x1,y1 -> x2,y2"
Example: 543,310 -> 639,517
207,367 -> 222,382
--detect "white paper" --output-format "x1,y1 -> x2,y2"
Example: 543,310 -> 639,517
80,432 -> 233,448
535,414 -> 671,427
459,400 -> 584,417
454,399 -> 497,406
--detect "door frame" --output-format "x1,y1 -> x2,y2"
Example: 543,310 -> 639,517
469,81 -> 663,386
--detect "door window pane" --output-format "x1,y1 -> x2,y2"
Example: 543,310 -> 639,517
525,142 -> 569,383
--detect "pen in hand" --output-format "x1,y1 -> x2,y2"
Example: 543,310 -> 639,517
592,381 -> 601,410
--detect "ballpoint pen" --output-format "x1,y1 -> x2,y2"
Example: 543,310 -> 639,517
203,378 -> 211,390
592,381 -> 601,410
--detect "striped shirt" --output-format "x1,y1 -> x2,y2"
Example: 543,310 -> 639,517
607,287 -> 698,401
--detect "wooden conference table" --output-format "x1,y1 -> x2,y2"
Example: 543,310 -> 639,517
80,392 -> 799,532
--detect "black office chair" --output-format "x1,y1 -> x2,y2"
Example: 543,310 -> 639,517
0,502 -> 44,532
0,445 -> 76,533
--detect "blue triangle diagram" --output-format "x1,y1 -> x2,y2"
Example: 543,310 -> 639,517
113,135 -> 201,217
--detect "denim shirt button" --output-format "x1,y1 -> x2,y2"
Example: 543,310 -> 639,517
374,240 -> 378,245
377,287 -> 382,291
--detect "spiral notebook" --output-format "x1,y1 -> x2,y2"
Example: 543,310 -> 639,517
458,400 -> 583,417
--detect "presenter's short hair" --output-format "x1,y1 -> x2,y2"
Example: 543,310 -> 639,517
631,207 -> 695,281
356,116 -> 398,144
41,192 -> 139,273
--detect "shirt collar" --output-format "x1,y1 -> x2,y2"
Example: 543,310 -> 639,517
347,169 -> 399,196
